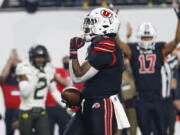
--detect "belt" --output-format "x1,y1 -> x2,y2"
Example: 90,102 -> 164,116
31,107 -> 45,113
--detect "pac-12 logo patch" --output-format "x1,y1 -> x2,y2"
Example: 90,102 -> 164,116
92,103 -> 101,109
101,10 -> 112,18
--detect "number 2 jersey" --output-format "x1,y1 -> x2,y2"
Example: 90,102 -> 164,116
83,35 -> 124,99
16,61 -> 55,110
128,42 -> 166,101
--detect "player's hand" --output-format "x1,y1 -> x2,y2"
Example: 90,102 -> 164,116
11,120 -> 20,130
62,99 -> 79,109
70,37 -> 85,59
70,37 -> 85,50
66,108 -> 75,117
174,2 -> 180,20
174,99 -> 180,111
126,23 -> 133,38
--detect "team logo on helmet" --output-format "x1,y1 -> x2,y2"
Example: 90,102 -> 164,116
92,103 -> 101,109
101,10 -> 112,18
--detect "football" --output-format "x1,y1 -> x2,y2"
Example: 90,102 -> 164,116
61,87 -> 82,107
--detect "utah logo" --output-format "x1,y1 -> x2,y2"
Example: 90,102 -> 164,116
92,103 -> 101,109
101,10 -> 112,18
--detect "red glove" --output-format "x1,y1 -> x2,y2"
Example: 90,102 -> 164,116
70,37 -> 85,59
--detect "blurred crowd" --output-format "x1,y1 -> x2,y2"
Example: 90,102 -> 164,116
0,0 -> 179,8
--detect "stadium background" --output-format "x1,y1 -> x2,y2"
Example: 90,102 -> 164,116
0,1 -> 179,134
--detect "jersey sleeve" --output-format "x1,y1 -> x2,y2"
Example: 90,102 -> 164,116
88,52 -> 113,70
87,40 -> 115,70
16,62 -> 30,76
156,42 -> 166,49
45,63 -> 56,83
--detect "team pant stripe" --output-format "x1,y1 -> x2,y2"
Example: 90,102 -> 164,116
107,98 -> 112,135
107,98 -> 110,135
109,100 -> 114,135
104,98 -> 113,135
103,99 -> 107,135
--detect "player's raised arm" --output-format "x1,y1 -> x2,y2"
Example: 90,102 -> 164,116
70,37 -> 91,77
0,49 -> 20,83
55,73 -> 69,86
48,80 -> 66,108
115,34 -> 132,59
164,5 -> 180,55
69,37 -> 99,83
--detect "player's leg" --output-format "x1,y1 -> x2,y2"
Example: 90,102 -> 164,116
5,108 -> 14,135
46,106 -> 56,135
19,110 -> 33,135
153,100 -> 167,135
163,98 -> 176,135
135,100 -> 151,135
167,99 -> 176,135
54,106 -> 71,135
34,110 -> 50,135
11,109 -> 20,131
63,110 -> 85,135
126,108 -> 137,135
83,98 -> 116,135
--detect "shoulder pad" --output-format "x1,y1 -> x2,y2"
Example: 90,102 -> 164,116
16,62 -> 31,76
45,63 -> 55,72
45,63 -> 55,79
155,42 -> 166,49
94,40 -> 116,53
128,43 -> 138,46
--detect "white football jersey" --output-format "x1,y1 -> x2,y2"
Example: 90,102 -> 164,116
16,61 -> 55,110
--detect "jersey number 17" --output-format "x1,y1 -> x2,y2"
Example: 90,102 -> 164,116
138,54 -> 157,74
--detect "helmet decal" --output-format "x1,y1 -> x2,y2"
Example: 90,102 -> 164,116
101,10 -> 112,18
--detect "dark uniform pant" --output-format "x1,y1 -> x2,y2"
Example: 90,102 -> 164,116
63,97 -> 116,135
46,106 -> 70,135
136,99 -> 167,135
151,98 -> 176,135
5,108 -> 19,135
164,98 -> 176,135
19,108 -> 50,135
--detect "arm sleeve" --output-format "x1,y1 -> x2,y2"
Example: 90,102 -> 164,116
69,60 -> 99,83
49,82 -> 66,108
16,62 -> 39,98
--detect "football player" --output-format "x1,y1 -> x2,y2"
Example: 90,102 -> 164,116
63,7 -> 130,135
116,7 -> 180,135
16,45 -> 66,135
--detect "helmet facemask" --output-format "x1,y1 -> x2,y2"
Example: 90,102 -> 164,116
82,16 -> 98,42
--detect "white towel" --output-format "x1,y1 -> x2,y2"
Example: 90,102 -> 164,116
110,95 -> 130,129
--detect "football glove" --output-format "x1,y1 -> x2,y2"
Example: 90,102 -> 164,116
70,37 -> 85,59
